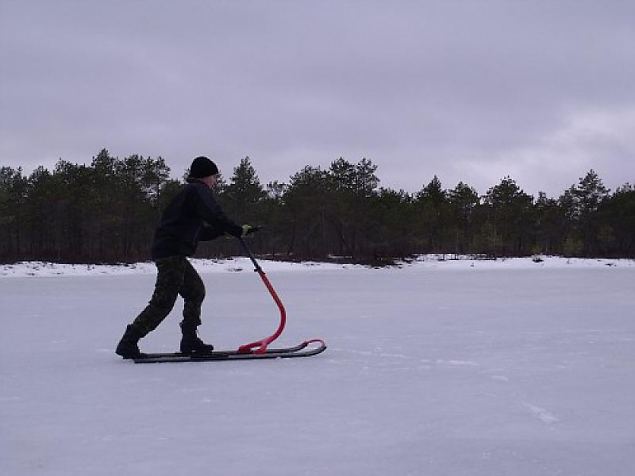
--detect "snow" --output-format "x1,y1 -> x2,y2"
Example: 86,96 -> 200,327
1,255 -> 633,278
1,260 -> 635,475
0,257 -> 356,278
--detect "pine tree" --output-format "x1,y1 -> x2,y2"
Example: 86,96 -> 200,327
224,157 -> 266,221
0,167 -> 27,261
415,176 -> 449,253
533,192 -> 564,255
354,158 -> 380,198
283,166 -> 330,258
574,170 -> 610,216
483,177 -> 534,256
564,170 -> 611,255
448,182 -> 479,254
596,183 -> 635,257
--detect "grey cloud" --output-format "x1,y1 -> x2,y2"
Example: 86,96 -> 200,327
1,0 -> 634,195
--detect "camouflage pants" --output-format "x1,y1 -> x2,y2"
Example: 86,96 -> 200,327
131,256 -> 206,336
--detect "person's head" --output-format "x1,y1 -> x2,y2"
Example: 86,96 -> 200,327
188,156 -> 219,188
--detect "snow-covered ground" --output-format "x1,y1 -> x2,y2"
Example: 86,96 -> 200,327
1,259 -> 634,475
1,255 -> 633,278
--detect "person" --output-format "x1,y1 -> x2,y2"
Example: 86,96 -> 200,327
115,156 -> 255,358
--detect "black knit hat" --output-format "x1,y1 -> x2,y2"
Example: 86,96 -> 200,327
189,156 -> 219,178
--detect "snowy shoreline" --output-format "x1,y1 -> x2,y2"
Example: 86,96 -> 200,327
1,255 -> 633,278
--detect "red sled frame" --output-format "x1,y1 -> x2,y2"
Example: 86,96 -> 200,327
236,237 -> 326,354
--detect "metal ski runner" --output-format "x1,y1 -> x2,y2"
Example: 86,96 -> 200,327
133,339 -> 326,363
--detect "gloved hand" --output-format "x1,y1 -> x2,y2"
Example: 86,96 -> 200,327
241,224 -> 260,236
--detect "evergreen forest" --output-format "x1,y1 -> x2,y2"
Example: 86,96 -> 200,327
1,149 -> 633,264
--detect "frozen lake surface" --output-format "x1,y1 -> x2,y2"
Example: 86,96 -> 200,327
1,260 -> 634,475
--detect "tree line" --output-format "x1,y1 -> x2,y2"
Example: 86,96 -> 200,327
1,149 -> 633,264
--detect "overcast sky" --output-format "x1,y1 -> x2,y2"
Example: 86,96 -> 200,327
1,0 -> 634,196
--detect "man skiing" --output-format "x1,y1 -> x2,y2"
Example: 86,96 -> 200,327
115,156 -> 255,359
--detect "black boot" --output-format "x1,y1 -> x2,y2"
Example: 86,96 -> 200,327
180,324 -> 214,354
115,325 -> 145,359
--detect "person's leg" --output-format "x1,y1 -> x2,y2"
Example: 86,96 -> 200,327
116,256 -> 187,358
179,259 -> 205,329
132,256 -> 187,334
178,259 -> 214,353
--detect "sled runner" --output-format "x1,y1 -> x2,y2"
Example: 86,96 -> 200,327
133,339 -> 326,363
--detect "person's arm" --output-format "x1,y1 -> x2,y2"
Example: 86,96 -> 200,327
193,185 -> 243,237
199,225 -> 224,241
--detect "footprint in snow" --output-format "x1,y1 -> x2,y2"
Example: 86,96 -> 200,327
436,359 -> 479,367
523,402 -> 559,424
491,375 -> 510,382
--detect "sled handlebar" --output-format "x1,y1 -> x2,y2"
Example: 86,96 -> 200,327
238,236 -> 262,272
236,237 -> 287,353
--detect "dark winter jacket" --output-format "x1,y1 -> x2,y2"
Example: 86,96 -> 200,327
151,180 -> 243,260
